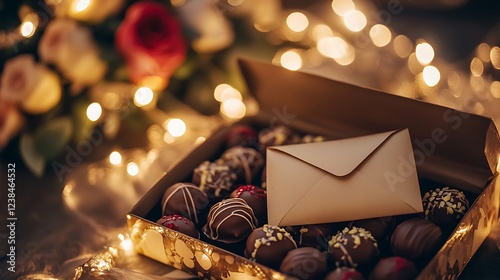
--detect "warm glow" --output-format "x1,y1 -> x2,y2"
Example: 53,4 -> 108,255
311,24 -> 333,41
470,57 -> 484,77
134,87 -> 154,107
73,0 -> 91,12
109,151 -> 122,165
228,0 -> 244,6
343,10 -> 366,32
120,238 -> 133,252
195,136 -> 206,145
20,21 -> 35,38
422,66 -> 440,87
317,37 -> 347,58
214,84 -> 233,102
286,12 -> 309,32
491,81 -> 500,98
165,118 -> 186,137
221,98 -> 246,119
369,24 -> 391,47
220,87 -> 242,102
393,35 -> 413,58
86,102 -> 102,122
280,50 -> 302,71
163,132 -> 175,144
331,0 -> 355,16
491,46 -> 500,70
127,162 -> 139,176
416,42 -> 434,65
476,43 -> 491,62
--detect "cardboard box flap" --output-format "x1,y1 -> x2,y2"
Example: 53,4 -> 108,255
238,59 -> 500,193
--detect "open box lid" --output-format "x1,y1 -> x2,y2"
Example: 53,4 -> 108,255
238,59 -> 500,193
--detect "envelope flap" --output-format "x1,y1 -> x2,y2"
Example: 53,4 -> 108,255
269,130 -> 400,176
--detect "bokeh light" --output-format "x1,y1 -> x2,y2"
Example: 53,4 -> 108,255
109,151 -> 122,165
221,98 -> 246,119
219,87 -> 242,102
470,57 -> 484,77
416,42 -> 435,65
127,162 -> 139,176
133,87 -> 154,107
214,84 -> 233,102
280,50 -> 303,71
491,81 -> 500,98
86,102 -> 102,122
491,46 -> 500,69
476,43 -> 491,62
73,0 -> 91,12
20,20 -> 35,38
422,66 -> 440,87
286,12 -> 309,32
311,24 -> 333,41
393,35 -> 413,58
165,118 -> 187,137
369,24 -> 391,47
343,10 -> 366,32
331,0 -> 355,16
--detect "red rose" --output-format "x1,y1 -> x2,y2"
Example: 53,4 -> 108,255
115,2 -> 186,90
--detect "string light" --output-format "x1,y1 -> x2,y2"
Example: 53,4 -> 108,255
86,102 -> 102,122
331,0 -> 355,16
393,35 -> 413,58
219,87 -> 242,102
416,42 -> 435,65
280,50 -> 302,71
491,46 -> 500,69
221,98 -> 246,119
126,162 -> 139,176
286,12 -> 309,32
470,57 -> 484,77
214,84 -> 233,102
73,0 -> 91,12
109,151 -> 122,165
165,118 -> 187,137
133,87 -> 154,107
422,65 -> 441,87
20,20 -> 35,38
369,24 -> 391,47
343,10 -> 367,32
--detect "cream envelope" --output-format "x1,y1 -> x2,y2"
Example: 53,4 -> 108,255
267,129 -> 424,226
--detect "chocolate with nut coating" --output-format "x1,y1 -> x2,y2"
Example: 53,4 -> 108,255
192,161 -> 237,198
422,186 -> 469,229
328,227 -> 379,269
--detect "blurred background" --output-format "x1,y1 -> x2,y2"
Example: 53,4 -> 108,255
0,0 -> 499,279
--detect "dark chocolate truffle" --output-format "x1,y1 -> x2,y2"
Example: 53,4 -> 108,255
157,215 -> 200,239
328,227 -> 379,269
161,182 -> 209,224
258,125 -> 300,151
192,161 -> 237,198
220,147 -> 264,184
370,256 -> 417,280
286,223 -> 344,249
391,218 -> 443,261
324,267 -> 364,280
203,198 -> 258,243
422,187 -> 469,229
230,185 -> 267,221
280,247 -> 328,280
349,216 -> 396,241
225,124 -> 257,148
245,224 -> 298,269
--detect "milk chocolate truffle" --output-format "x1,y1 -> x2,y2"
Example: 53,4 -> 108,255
286,223 -> 344,249
225,125 -> 257,148
161,182 -> 209,224
230,185 -> 267,220
328,227 -> 379,269
157,215 -> 200,239
422,187 -> 469,229
324,267 -> 364,280
349,216 -> 396,241
279,247 -> 328,280
258,125 -> 300,151
245,224 -> 298,269
370,256 -> 417,280
391,218 -> 443,261
192,161 -> 237,198
220,147 -> 264,184
203,198 -> 258,243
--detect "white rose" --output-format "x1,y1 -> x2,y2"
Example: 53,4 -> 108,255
47,0 -> 125,23
38,18 -> 107,90
0,54 -> 62,114
0,100 -> 24,150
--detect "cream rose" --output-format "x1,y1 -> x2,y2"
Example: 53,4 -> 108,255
38,18 -> 107,91
0,55 -> 62,114
0,101 -> 24,150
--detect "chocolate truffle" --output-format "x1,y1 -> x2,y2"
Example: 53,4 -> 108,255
161,182 -> 209,224
349,216 -> 396,241
225,124 -> 257,148
258,125 -> 300,151
324,267 -> 364,280
203,198 -> 258,243
157,215 -> 200,239
220,147 -> 264,184
370,256 -> 417,280
391,218 -> 443,261
280,247 -> 328,280
422,187 -> 469,229
192,161 -> 237,198
286,223 -> 344,249
328,227 -> 379,269
245,224 -> 298,269
230,185 -> 267,220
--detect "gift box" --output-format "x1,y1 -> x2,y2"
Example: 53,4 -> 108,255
127,59 -> 500,279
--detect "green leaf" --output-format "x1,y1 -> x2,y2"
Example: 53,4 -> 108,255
34,117 -> 73,161
20,133 -> 46,177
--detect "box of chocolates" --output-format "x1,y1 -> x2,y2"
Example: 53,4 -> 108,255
127,59 -> 500,279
